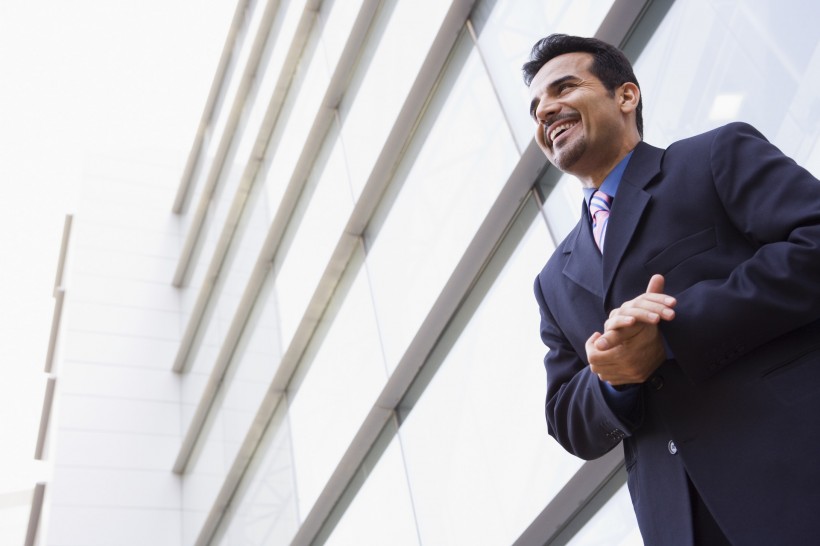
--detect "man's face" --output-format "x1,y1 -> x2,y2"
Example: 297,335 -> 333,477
528,52 -> 631,183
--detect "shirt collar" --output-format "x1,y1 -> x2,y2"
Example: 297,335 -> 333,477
583,150 -> 634,206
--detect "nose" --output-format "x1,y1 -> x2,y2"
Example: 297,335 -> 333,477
534,93 -> 560,125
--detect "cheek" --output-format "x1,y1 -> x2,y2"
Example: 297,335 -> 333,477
534,127 -> 548,150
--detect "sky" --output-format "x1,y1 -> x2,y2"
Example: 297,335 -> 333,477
0,0 -> 235,540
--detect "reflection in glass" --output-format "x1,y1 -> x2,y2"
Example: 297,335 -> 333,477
399,199 -> 583,545
324,427 -> 420,546
273,120 -> 354,347
182,268 -> 283,537
287,244 -> 388,518
338,0 -> 451,199
215,402 -> 299,545
365,33 -> 519,371
181,0 -> 267,238
541,174 -> 584,244
633,0 -> 820,165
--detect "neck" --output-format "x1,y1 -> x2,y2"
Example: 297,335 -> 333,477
576,140 -> 639,189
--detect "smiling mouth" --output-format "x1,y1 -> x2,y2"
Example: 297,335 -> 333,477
547,120 -> 579,146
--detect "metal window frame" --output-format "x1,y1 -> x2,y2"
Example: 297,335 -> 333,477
171,0 -> 319,372
290,0 -> 677,544
179,0 -> 676,543
172,0 -> 284,288
186,2 -> 479,544
173,0 -> 254,214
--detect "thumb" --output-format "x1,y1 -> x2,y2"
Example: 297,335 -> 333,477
646,274 -> 665,294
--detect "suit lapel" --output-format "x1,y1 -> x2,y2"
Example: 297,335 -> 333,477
602,142 -> 664,299
562,202 -> 604,298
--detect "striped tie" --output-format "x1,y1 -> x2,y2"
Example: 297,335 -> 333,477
590,190 -> 612,252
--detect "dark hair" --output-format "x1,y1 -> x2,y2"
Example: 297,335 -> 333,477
522,34 -> 643,137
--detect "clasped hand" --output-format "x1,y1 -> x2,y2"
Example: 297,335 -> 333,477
585,274 -> 676,386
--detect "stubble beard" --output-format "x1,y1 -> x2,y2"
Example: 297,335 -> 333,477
550,135 -> 587,173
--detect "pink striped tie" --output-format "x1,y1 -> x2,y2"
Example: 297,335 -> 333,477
590,190 -> 612,252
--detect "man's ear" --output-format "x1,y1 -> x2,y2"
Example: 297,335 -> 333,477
619,82 -> 640,114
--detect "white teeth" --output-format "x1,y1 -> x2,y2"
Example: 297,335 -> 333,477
549,121 -> 577,143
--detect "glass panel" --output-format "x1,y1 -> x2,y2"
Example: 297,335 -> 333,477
183,267 -> 284,532
214,402 -> 299,546
273,119 -> 354,346
187,0 -> 305,295
209,0 -> 269,159
324,430 -> 420,546
633,0 -> 820,166
235,0 -> 306,161
566,483 -> 642,546
399,199 -> 583,545
542,173 -> 584,244
261,10 -> 331,212
182,0 -> 265,233
473,0 -> 616,152
182,164 -> 275,425
317,0 -> 365,73
338,0 -> 452,199
364,33 -> 519,371
287,243 -> 388,518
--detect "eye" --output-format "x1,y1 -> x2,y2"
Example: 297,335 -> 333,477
557,83 -> 574,95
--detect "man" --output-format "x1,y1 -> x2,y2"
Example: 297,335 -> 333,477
525,34 -> 820,545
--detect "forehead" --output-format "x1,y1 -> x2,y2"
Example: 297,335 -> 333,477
529,52 -> 595,95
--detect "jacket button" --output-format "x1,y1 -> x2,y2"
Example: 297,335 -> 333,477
668,440 -> 678,455
650,375 -> 664,390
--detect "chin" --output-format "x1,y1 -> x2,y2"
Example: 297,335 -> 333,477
552,143 -> 586,172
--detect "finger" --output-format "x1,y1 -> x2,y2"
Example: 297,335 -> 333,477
632,292 -> 677,308
646,274 -> 665,294
608,304 -> 674,327
604,314 -> 637,330
595,326 -> 638,350
595,322 -> 642,349
586,331 -> 603,359
613,293 -> 677,317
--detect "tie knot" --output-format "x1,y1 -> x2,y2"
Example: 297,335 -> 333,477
590,190 -> 611,252
590,190 -> 612,215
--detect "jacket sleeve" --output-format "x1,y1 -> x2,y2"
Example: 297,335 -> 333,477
534,275 -> 641,460
663,122 -> 820,383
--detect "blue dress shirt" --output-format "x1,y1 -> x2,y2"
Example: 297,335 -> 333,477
583,152 -> 642,417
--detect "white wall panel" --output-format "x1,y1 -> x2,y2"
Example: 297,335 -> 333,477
46,506 -> 181,546
50,468 -> 180,509
59,361 -> 180,402
60,330 -> 177,369
57,394 -> 180,436
69,275 -> 181,311
65,301 -> 181,340
69,246 -> 178,283
54,429 -> 179,470
71,223 -> 181,260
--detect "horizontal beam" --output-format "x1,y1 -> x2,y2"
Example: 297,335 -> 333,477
173,0 -> 252,214
172,0 -> 283,287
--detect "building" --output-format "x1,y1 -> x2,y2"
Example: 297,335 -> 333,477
31,0 -> 820,544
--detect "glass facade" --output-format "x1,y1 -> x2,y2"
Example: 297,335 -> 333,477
47,1 -> 820,545
174,0 -> 820,543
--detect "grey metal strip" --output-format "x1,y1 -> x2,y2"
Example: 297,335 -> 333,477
173,0 -> 253,214
172,0 -> 284,288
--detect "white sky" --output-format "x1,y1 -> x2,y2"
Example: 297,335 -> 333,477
0,0 -> 235,541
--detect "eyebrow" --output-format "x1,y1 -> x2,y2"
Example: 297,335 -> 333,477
529,75 -> 581,119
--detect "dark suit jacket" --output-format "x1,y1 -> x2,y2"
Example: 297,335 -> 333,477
534,122 -> 820,545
